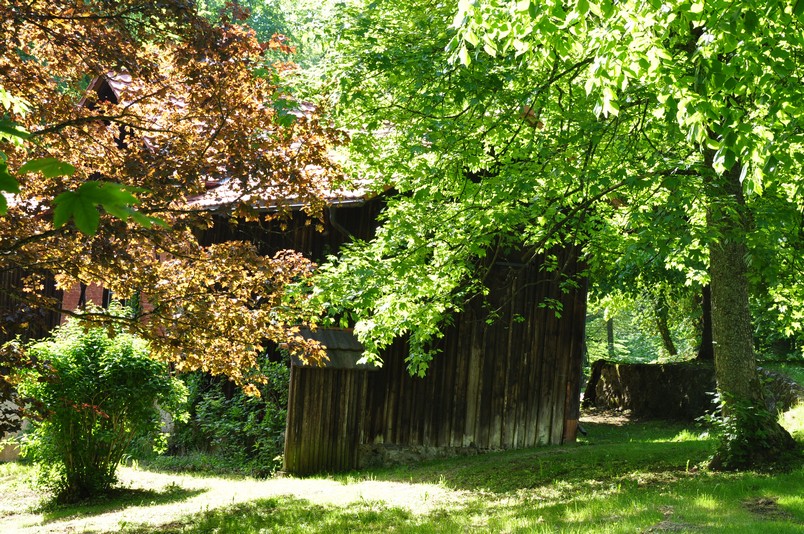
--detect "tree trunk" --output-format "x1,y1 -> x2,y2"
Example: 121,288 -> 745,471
653,295 -> 677,357
696,285 -> 714,361
707,161 -> 796,469
708,165 -> 758,403
606,318 -> 615,358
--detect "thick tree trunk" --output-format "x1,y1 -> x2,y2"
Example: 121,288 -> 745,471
707,165 -> 758,403
707,161 -> 796,469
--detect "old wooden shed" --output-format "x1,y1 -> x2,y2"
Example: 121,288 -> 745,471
193,188 -> 587,475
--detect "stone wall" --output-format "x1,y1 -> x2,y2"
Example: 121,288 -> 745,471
359,443 -> 486,469
583,360 -> 718,420
583,360 -> 804,420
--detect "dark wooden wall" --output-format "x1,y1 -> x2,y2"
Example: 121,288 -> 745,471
283,245 -> 587,474
198,201 -> 384,259
0,267 -> 62,344
284,367 -> 368,473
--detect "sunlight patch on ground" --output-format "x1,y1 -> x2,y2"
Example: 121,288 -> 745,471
2,466 -> 470,533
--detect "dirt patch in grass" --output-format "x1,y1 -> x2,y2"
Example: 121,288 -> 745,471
642,505 -> 697,532
581,408 -> 635,426
742,497 -> 795,521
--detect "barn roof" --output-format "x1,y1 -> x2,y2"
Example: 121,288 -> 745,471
186,177 -> 375,212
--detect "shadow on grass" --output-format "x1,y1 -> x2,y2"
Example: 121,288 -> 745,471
348,419 -> 717,494
119,470 -> 804,534
37,484 -> 206,524
123,496 -> 464,534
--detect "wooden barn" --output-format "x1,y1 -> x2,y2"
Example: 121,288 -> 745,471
193,188 -> 587,475
1,74 -> 588,474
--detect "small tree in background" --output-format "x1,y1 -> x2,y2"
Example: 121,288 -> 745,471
17,308 -> 186,502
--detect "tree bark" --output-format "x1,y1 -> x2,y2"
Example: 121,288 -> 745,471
706,161 -> 796,469
606,318 -> 615,358
696,285 -> 714,361
707,163 -> 759,404
653,295 -> 677,357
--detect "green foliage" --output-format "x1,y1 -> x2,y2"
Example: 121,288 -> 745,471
168,356 -> 290,477
51,181 -> 162,234
318,0 -> 804,468
586,291 -> 699,364
17,309 -> 187,501
702,393 -> 800,471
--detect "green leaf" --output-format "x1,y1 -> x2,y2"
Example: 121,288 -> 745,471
0,194 -> 6,215
742,10 -> 758,33
794,0 -> 804,22
458,44 -> 471,66
0,162 -> 21,194
19,158 -> 76,178
0,119 -> 30,141
464,29 -> 479,47
52,190 -> 80,229
53,181 -> 156,233
577,0 -> 590,16
72,199 -> 101,234
52,186 -> 102,234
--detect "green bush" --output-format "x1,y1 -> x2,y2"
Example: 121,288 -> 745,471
17,313 -> 186,501
169,356 -> 289,477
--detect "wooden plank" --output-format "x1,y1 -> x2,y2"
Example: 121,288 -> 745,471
503,270 -> 526,449
282,365 -> 299,472
488,269 -> 508,449
550,278 -> 572,445
524,261 -> 545,448
563,260 -> 587,443
441,328 -> 459,447
313,369 -> 326,472
450,314 -> 469,447
536,268 -> 559,445
517,268 -> 536,448
477,307 -> 497,449
397,345 -> 414,444
464,319 -> 482,447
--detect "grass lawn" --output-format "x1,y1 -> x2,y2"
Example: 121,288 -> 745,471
2,405 -> 803,534
1,363 -> 801,533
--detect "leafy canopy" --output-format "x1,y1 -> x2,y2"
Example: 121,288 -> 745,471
0,1 -> 339,387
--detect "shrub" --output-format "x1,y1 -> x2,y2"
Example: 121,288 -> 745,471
169,356 -> 289,476
17,313 -> 186,501
704,392 -> 799,471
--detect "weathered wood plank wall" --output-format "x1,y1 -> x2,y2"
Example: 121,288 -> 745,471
283,245 -> 587,474
284,367 -> 369,474
362,246 -> 586,451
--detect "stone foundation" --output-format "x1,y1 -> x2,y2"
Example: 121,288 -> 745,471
359,443 -> 488,469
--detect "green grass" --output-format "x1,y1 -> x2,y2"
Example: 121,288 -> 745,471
131,451 -> 265,479
3,415 -> 802,533
3,366 -> 804,533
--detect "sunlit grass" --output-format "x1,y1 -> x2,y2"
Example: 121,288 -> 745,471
2,371 -> 803,533
781,403 -> 804,441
